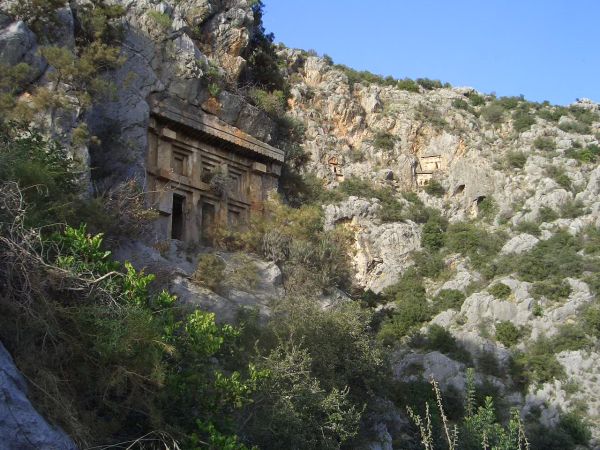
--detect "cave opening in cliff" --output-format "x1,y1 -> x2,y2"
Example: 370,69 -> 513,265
171,193 -> 185,240
454,184 -> 465,195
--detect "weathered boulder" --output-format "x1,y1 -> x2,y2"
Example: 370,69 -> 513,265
0,343 -> 77,450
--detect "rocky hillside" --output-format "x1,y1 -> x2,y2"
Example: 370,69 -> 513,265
1,0 -> 600,449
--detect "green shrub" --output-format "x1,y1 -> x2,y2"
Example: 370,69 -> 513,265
416,78 -> 449,90
510,338 -> 565,389
193,253 -> 226,290
488,282 -> 511,299
495,321 -> 521,347
452,98 -> 469,110
338,177 -> 404,222
538,206 -> 559,222
481,103 -> 505,124
514,231 -> 584,282
431,289 -> 466,313
477,351 -> 501,376
413,251 -> 445,278
583,305 -> 600,338
566,143 -> 600,163
421,215 -> 448,251
506,150 -> 528,169
424,179 -> 445,197
545,165 -> 571,190
559,199 -> 586,218
445,222 -> 506,271
569,105 -> 599,125
531,278 -> 571,302
582,226 -> 600,255
372,130 -> 397,151
557,413 -> 592,447
533,136 -> 556,151
147,10 -> 172,30
512,109 -> 536,133
514,220 -> 540,236
537,106 -> 567,123
467,92 -> 485,106
477,196 -> 498,220
415,103 -> 447,129
559,120 -> 591,134
397,78 -> 420,92
248,88 -> 287,117
423,324 -> 471,363
551,324 -> 590,352
495,96 -> 522,110
227,253 -> 260,291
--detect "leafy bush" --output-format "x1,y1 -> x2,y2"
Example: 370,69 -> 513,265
537,106 -> 567,123
551,324 -> 590,353
415,103 -> 447,129
432,289 -> 466,313
421,214 -> 448,251
452,98 -> 470,110
565,143 -> 600,163
559,199 -> 586,219
481,103 -> 505,124
248,88 -> 287,117
514,220 -> 540,236
397,78 -> 420,92
510,338 -> 565,388
424,179 -> 445,197
413,251 -> 445,279
583,305 -> 600,338
559,120 -> 591,134
533,136 -> 556,151
538,206 -> 559,223
338,177 -> 404,222
506,150 -> 528,169
512,109 -> 536,133
467,92 -> 486,106
416,78 -> 450,90
193,253 -> 226,290
423,325 -> 471,363
147,10 -> 172,30
513,231 -> 584,282
372,130 -> 397,151
531,278 -> 571,302
495,321 -> 521,347
545,165 -> 571,190
488,282 -> 511,299
477,196 -> 498,221
445,222 -> 506,271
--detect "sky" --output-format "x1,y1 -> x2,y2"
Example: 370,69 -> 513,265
262,0 -> 600,106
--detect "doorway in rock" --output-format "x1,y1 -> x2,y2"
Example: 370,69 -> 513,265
171,194 -> 185,240
201,201 -> 216,245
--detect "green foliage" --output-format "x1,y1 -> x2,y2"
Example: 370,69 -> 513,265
545,165 -> 571,190
334,64 -> 397,89
147,10 -> 172,30
0,122 -> 78,226
512,109 -> 536,133
551,324 -> 590,353
477,196 -> 497,221
379,270 -> 430,343
559,199 -> 586,219
192,253 -> 226,290
565,143 -> 600,163
559,120 -> 591,134
424,179 -> 445,197
533,136 -> 556,151
451,98 -> 470,110
338,177 -> 404,222
372,130 -> 397,151
512,231 -> 585,282
495,321 -> 521,347
488,282 -> 512,299
537,106 -> 567,123
248,88 -> 287,117
531,278 -> 571,302
514,220 -> 540,236
8,0 -> 65,34
538,205 -> 559,223
432,289 -> 466,313
506,150 -> 528,169
467,92 -> 486,106
414,251 -> 446,279
423,325 -> 471,363
397,77 -> 420,92
416,78 -> 450,90
444,222 -> 506,271
510,337 -> 566,388
415,103 -> 447,129
481,103 -> 505,124
421,215 -> 448,251
583,305 -> 600,338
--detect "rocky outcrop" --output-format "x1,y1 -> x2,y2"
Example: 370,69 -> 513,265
0,343 -> 77,450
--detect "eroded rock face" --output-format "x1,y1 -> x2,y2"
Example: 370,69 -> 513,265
0,343 -> 77,450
